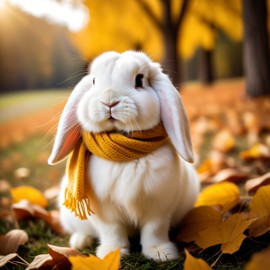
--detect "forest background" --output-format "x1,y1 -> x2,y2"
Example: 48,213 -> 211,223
1,0 -> 270,269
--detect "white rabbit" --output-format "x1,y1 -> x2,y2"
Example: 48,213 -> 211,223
48,51 -> 200,261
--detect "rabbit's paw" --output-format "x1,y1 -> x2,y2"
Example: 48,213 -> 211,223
143,242 -> 179,261
96,244 -> 129,259
69,232 -> 93,249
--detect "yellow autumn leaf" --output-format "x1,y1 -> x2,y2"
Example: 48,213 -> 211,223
212,129 -> 236,153
248,186 -> 270,237
69,248 -> 120,270
196,213 -> 254,254
240,144 -> 270,161
245,172 -> 270,193
184,249 -> 212,270
244,247 -> 270,270
10,186 -> 48,208
195,182 -> 240,212
177,206 -> 222,243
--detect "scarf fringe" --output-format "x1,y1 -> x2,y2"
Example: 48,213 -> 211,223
63,188 -> 94,220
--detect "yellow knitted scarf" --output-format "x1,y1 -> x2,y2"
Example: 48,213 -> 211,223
64,123 -> 168,219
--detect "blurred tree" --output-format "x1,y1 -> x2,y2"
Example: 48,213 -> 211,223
0,4 -> 83,92
71,0 -> 242,85
242,0 -> 270,97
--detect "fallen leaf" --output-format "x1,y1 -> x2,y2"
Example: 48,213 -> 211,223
244,247 -> 270,270
47,210 -> 64,234
242,111 -> 260,133
196,213 -> 254,254
184,249 -> 212,270
0,229 -> 28,255
248,186 -> 270,237
240,144 -> 270,161
14,167 -> 30,179
195,182 -> 240,212
244,172 -> 270,193
26,245 -> 85,270
0,253 -> 18,267
44,185 -> 59,200
10,186 -> 48,208
212,129 -> 236,153
69,248 -> 120,270
197,151 -> 235,183
177,206 -> 222,243
48,244 -> 85,258
0,179 -> 11,193
225,109 -> 245,136
208,168 -> 248,184
26,254 -> 53,270
12,200 -> 63,234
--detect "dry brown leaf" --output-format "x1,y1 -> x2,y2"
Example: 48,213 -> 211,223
244,247 -> 270,270
12,200 -> 44,220
244,172 -> 270,193
248,186 -> 270,237
196,213 -> 255,254
0,253 -> 18,267
47,210 -> 64,234
208,168 -> 249,184
10,186 -> 48,208
184,249 -> 212,270
225,109 -> 245,136
0,179 -> 11,193
242,111 -> 260,133
0,229 -> 28,255
177,206 -> 222,243
43,185 -> 59,200
69,248 -> 120,270
26,245 -> 85,270
12,200 -> 63,234
195,182 -> 240,212
240,144 -> 270,161
48,244 -> 85,258
14,167 -> 30,179
198,151 -> 235,183
26,254 -> 54,270
212,129 -> 236,153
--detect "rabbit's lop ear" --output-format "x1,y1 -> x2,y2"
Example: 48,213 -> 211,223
48,75 -> 92,165
150,66 -> 194,163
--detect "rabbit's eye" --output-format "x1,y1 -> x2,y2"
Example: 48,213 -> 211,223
135,74 -> 144,88
93,77 -> 95,85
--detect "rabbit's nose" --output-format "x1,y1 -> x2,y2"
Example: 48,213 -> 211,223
101,101 -> 120,108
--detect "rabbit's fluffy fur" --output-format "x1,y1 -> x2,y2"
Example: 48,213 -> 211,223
49,51 -> 200,261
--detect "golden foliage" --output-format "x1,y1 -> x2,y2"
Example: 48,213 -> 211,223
195,182 -> 240,212
72,0 -> 243,60
69,248 -> 120,270
178,206 -> 221,243
195,213 -> 254,254
184,249 -> 212,270
248,186 -> 270,237
245,247 -> 270,270
10,186 -> 48,208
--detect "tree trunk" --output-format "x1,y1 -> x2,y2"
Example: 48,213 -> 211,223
199,48 -> 213,85
161,0 -> 180,86
163,30 -> 179,86
242,0 -> 270,97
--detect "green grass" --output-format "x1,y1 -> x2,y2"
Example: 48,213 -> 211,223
1,90 -> 270,269
1,133 -> 269,270
0,90 -> 70,123
0,133 -> 65,191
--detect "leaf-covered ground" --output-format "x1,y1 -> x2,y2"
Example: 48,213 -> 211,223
1,80 -> 270,270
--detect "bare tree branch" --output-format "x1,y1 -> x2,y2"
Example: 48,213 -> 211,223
175,0 -> 190,32
136,0 -> 163,31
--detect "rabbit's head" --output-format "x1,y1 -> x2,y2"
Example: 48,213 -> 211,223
48,51 -> 194,164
